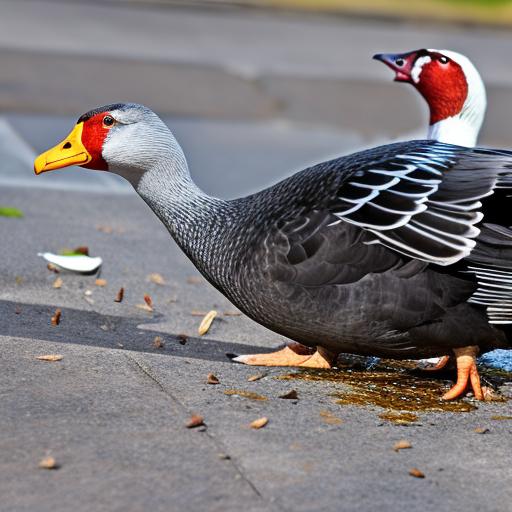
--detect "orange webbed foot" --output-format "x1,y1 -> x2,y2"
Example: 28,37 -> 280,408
442,346 -> 483,401
232,344 -> 337,368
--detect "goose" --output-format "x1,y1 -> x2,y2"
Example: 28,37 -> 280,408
375,49 -> 487,372
34,103 -> 512,400
374,49 -> 486,148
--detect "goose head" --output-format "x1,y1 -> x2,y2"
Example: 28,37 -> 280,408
34,103 -> 185,187
374,49 -> 486,146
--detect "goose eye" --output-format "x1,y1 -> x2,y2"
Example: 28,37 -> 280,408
395,58 -> 405,67
439,56 -> 449,64
103,115 -> 115,128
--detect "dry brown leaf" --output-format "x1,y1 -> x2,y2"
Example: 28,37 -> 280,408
198,310 -> 217,336
144,294 -> 153,308
52,277 -> 63,289
153,336 -> 164,349
177,333 -> 188,345
15,276 -> 24,285
51,308 -> 62,326
73,246 -> 89,256
223,310 -> 242,317
95,278 -> 107,287
393,440 -> 412,452
39,456 -> 59,470
96,225 -> 113,234
114,287 -> 124,303
247,373 -> 266,382
136,303 -> 153,312
319,410 -> 343,425
279,390 -> 298,399
37,354 -> 63,362
47,263 -> 59,273
148,273 -> 166,285
187,276 -> 202,284
224,389 -> 267,401
409,468 -> 425,478
250,417 -> 268,429
474,427 -> 489,434
185,414 -> 204,428
207,373 -> 220,385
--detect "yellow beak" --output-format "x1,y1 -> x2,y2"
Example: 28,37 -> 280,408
34,122 -> 92,175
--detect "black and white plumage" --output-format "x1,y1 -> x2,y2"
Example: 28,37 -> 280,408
35,104 -> 512,362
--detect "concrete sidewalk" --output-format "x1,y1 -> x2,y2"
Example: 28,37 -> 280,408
1,185 -> 511,512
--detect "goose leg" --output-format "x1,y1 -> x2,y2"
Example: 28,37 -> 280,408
442,346 -> 483,401
232,344 -> 337,368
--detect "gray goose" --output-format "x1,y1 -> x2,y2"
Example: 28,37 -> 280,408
34,103 -> 512,400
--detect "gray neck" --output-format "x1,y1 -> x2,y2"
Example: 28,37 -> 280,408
134,150 -> 234,284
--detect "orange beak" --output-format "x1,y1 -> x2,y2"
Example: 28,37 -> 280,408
34,122 -> 92,174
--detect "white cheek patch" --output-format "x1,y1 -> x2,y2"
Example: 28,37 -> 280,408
411,56 -> 432,84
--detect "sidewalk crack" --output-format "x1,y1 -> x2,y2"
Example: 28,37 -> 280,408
124,352 -> 286,512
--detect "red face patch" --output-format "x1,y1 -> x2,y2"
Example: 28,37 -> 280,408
413,56 -> 468,125
80,113 -> 112,170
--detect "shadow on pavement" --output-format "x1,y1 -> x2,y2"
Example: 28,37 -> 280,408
0,299 -> 266,362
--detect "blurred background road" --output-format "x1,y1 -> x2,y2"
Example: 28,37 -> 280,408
1,1 -> 512,511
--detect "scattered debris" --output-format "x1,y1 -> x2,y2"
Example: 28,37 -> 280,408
379,412 -> 418,425
38,252 -> 102,274
224,389 -> 267,401
207,373 -> 220,385
60,246 -> 89,256
187,276 -> 202,284
409,468 -> 425,479
100,324 -> 109,331
247,373 -> 266,382
223,310 -> 242,317
191,310 -> 208,317
96,225 -> 113,234
51,308 -> 62,326
114,287 -> 124,303
0,206 -> 23,218
84,296 -> 95,305
148,273 -> 166,285
393,440 -> 412,452
176,334 -> 188,345
47,263 -> 59,273
198,310 -> 217,336
136,303 -> 153,313
117,342 -> 124,348
37,354 -> 63,362
52,277 -> 63,289
95,278 -> 107,287
279,390 -> 298,399
144,294 -> 153,308
319,410 -> 343,425
84,289 -> 93,296
38,456 -> 59,470
474,427 -> 489,434
218,453 -> 231,460
186,414 -> 205,428
483,387 -> 501,401
250,417 -> 268,429
490,415 -> 512,421
15,276 -> 24,285
153,336 -> 164,349
15,306 -> 21,315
